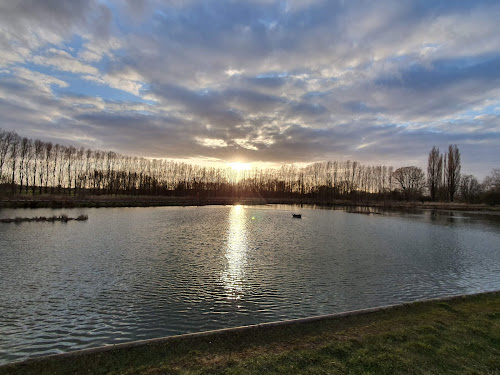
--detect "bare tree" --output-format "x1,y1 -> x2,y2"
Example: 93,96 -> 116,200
446,144 -> 461,202
23,139 -> 34,194
460,175 -> 481,203
483,169 -> 500,190
74,147 -> 85,194
483,168 -> 500,205
65,146 -> 76,195
427,146 -> 442,201
2,127 -> 409,200
44,142 -> 53,194
393,166 -> 426,201
33,139 -> 44,195
18,137 -> 31,193
51,144 -> 60,194
56,145 -> 66,194
9,133 -> 21,193
0,130 -> 14,183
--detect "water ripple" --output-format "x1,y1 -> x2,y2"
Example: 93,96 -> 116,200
1,205 -> 500,364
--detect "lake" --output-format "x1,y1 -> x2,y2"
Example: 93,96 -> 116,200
0,204 -> 499,364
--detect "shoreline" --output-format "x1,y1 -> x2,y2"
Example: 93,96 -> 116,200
1,290 -> 499,374
4,290 -> 497,364
1,195 -> 498,212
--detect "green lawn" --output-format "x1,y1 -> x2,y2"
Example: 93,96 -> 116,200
2,292 -> 499,375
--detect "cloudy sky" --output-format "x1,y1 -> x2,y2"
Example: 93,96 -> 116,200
0,0 -> 499,177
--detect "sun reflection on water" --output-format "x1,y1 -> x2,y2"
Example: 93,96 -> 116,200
221,205 -> 249,300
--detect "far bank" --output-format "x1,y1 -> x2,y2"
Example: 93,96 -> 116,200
1,194 -> 499,212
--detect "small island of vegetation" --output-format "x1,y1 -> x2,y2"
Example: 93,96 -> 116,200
0,214 -> 88,223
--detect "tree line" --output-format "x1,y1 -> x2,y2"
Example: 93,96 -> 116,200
0,128 -> 498,204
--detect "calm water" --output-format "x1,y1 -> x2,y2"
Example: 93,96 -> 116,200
0,205 -> 499,364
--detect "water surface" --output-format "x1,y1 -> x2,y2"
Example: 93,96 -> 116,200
0,205 -> 499,364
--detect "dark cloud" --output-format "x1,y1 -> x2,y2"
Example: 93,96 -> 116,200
246,75 -> 288,88
0,0 -> 112,43
375,54 -> 500,91
289,102 -> 328,118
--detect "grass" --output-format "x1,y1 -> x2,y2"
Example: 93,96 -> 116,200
1,292 -> 499,375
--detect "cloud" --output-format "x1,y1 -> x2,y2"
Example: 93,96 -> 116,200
33,48 -> 99,75
0,1 -> 112,52
12,67 -> 69,92
77,37 -> 122,63
0,0 -> 498,178
83,73 -> 144,98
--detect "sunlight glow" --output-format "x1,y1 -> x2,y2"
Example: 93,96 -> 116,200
221,205 -> 248,300
228,162 -> 251,171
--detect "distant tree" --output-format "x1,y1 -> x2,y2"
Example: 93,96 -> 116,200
44,142 -> 53,194
427,146 -> 442,201
51,144 -> 60,194
65,146 -> 76,195
483,168 -> 500,191
0,130 -> 14,183
33,139 -> 44,195
483,168 -> 500,205
57,145 -> 67,194
18,137 -> 31,193
23,138 -> 34,194
393,166 -> 426,201
1,127 -> 405,200
460,175 -> 481,203
32,139 -> 45,195
8,133 -> 21,193
74,147 -> 85,194
446,144 -> 461,202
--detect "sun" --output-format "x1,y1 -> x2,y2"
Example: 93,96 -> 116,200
228,162 -> 251,171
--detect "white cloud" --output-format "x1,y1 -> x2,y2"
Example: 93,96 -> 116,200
234,138 -> 259,150
225,69 -> 245,77
78,36 -> 123,62
83,72 -> 144,97
196,137 -> 228,148
32,48 -> 99,75
0,42 -> 31,68
12,67 -> 68,92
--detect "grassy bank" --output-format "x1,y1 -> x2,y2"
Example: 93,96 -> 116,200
2,292 -> 499,375
1,194 -> 498,212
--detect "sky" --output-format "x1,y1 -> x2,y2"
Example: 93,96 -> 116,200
0,0 -> 499,178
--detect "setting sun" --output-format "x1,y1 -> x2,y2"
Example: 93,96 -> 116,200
228,162 -> 251,171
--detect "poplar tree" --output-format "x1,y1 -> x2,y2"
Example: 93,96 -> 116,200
427,146 -> 442,201
446,144 -> 461,202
